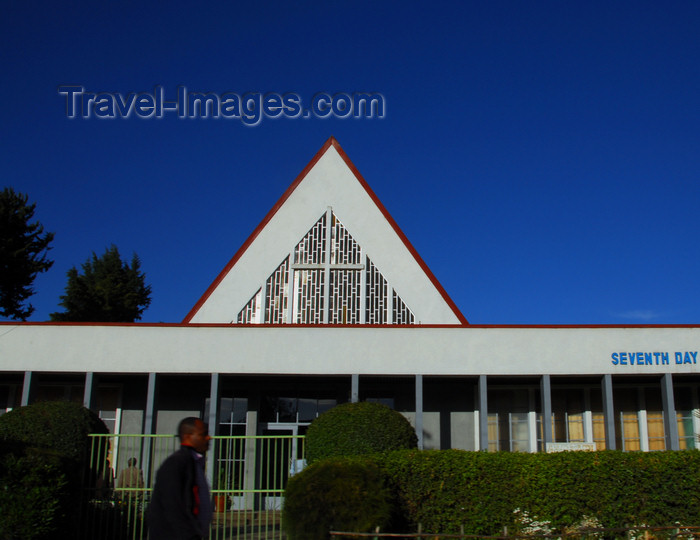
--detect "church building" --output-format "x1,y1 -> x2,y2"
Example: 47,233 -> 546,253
1,137 -> 699,463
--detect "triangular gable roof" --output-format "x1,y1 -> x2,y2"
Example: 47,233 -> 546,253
184,137 -> 467,325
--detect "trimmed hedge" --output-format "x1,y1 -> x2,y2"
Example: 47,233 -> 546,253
0,401 -> 108,461
372,449 -> 700,535
282,457 -> 394,540
0,402 -> 110,540
305,402 -> 417,463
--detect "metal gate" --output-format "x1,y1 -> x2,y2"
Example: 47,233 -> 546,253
82,434 -> 305,540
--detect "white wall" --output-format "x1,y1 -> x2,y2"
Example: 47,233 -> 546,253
1,323 -> 699,376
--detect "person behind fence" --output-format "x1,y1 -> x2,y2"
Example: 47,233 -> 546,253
148,417 -> 213,540
117,457 -> 144,501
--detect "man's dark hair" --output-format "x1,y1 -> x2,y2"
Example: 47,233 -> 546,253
127,457 -> 137,467
177,417 -> 201,441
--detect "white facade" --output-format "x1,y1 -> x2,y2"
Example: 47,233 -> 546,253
1,324 -> 698,376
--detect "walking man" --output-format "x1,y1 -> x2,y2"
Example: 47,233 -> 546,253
148,417 -> 213,540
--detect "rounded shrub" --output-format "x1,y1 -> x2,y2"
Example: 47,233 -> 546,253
0,401 -> 109,540
282,458 -> 394,540
0,401 -> 108,460
305,401 -> 417,463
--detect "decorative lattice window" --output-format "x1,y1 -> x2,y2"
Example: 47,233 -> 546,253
236,210 -> 415,325
265,257 -> 289,323
294,269 -> 324,323
329,269 -> 361,323
393,290 -> 415,324
365,257 -> 387,324
237,288 -> 261,324
295,215 -> 326,264
331,214 -> 361,264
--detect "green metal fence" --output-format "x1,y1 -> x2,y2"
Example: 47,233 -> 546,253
82,434 -> 305,540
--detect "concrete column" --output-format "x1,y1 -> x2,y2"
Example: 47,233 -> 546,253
692,387 -> 700,448
351,374 -> 359,403
21,371 -> 32,406
583,388 -> 593,443
528,389 -> 538,453
541,375 -> 552,450
415,375 -> 423,450
637,387 -> 649,452
602,374 -> 616,450
83,372 -> 95,410
243,410 -> 258,510
141,373 -> 157,484
478,375 -> 488,451
206,373 -> 220,488
661,373 -> 680,451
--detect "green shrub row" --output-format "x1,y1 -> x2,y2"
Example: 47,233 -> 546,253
373,449 -> 700,535
288,402 -> 700,538
285,449 -> 700,538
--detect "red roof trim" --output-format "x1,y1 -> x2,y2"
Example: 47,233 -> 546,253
2,321 -> 700,329
182,137 -> 335,323
183,137 -> 468,324
329,139 -> 468,325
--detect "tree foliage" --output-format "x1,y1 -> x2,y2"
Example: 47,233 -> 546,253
0,187 -> 54,320
50,244 -> 152,322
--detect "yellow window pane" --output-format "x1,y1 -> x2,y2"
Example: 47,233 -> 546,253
568,420 -> 584,441
647,413 -> 665,440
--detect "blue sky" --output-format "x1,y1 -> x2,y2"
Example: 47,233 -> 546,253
2,1 -> 700,325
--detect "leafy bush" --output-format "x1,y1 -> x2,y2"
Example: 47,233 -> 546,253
374,449 -> 528,534
0,401 -> 108,461
282,458 -> 394,540
0,447 -> 67,540
372,449 -> 700,536
305,402 -> 417,463
0,402 -> 110,540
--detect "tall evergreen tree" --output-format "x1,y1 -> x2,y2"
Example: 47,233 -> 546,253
0,188 -> 54,320
50,245 -> 152,322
